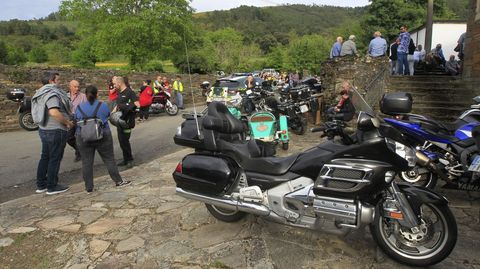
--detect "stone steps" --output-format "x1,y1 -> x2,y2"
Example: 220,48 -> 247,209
386,72 -> 469,120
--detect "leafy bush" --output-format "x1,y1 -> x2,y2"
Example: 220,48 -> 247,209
141,60 -> 164,72
29,47 -> 49,63
6,45 -> 27,65
0,41 -> 7,64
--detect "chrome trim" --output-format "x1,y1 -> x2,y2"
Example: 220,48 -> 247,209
176,187 -> 270,216
459,108 -> 480,119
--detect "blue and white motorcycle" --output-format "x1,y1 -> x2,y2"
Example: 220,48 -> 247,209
381,93 -> 480,190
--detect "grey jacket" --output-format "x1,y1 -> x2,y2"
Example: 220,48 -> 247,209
340,40 -> 357,56
31,84 -> 71,126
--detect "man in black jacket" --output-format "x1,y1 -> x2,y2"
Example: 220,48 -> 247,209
113,76 -> 139,168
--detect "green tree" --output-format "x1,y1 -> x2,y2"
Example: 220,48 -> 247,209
362,0 -> 457,43
60,0 -> 192,67
71,38 -> 97,68
29,46 -> 49,63
284,35 -> 330,74
6,45 -> 27,65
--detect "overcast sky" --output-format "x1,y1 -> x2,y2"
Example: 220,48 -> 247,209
0,0 -> 370,21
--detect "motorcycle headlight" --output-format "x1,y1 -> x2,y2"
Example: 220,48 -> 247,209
385,138 -> 416,167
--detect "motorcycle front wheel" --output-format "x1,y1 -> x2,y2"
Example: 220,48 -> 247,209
166,103 -> 179,116
370,201 -> 457,267
398,165 -> 437,189
19,111 -> 38,131
205,204 -> 246,222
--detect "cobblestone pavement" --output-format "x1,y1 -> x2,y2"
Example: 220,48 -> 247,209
0,132 -> 479,269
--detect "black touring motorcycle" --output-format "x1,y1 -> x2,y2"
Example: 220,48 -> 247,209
6,88 -> 38,131
172,102 -> 457,266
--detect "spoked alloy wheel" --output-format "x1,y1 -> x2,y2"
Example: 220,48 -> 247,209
371,202 -> 457,267
166,103 -> 179,116
19,112 -> 38,131
205,204 -> 246,222
399,165 -> 437,189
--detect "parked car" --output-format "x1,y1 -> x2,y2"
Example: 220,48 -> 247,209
261,68 -> 279,77
212,76 -> 264,92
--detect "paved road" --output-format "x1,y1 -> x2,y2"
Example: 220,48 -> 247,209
0,111 -> 197,202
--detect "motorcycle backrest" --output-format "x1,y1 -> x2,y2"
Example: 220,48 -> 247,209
203,102 -> 245,134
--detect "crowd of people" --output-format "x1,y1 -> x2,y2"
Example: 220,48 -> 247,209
31,72 -> 185,195
329,26 -> 465,77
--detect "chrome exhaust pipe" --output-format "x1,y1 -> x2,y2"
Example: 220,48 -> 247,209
416,150 -> 449,181
176,187 -> 271,216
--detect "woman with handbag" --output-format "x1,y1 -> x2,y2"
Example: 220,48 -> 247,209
75,85 -> 131,193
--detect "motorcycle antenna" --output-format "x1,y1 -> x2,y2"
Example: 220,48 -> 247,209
183,29 -> 202,138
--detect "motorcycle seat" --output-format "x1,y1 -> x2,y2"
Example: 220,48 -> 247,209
406,114 -> 464,135
218,139 -> 300,175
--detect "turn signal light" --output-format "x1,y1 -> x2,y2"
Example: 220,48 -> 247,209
389,212 -> 404,220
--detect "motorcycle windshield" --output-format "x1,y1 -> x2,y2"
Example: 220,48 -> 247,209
350,86 -> 375,116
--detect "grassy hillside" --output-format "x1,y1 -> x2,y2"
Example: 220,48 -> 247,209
194,5 -> 366,42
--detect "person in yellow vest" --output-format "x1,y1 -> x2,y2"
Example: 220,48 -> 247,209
172,75 -> 184,109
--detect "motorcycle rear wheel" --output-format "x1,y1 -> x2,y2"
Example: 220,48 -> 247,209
19,111 -> 38,131
205,204 -> 246,222
398,165 -> 437,189
370,201 -> 457,267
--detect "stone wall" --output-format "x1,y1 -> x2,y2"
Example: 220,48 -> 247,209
319,56 -> 390,110
0,65 -> 215,131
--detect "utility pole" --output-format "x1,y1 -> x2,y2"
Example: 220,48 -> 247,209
425,0 -> 434,53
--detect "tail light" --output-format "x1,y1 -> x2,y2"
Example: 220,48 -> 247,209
175,162 -> 182,173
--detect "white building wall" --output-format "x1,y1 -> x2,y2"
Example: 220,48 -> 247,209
411,22 -> 466,60
431,23 -> 466,60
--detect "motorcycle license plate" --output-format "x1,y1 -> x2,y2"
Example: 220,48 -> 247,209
468,155 -> 480,172
300,104 -> 309,113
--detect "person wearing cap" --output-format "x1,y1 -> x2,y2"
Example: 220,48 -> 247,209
340,35 -> 358,57
368,31 -> 387,57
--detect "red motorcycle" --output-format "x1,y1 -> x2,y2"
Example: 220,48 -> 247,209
149,90 -> 178,116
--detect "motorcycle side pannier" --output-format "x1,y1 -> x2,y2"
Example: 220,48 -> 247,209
380,92 -> 413,115
173,154 -> 238,195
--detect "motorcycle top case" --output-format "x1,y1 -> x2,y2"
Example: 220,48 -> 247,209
174,114 -> 206,149
173,154 -> 238,195
6,89 -> 25,102
380,92 -> 413,115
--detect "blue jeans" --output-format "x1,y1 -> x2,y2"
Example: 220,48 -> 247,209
175,91 -> 183,109
37,129 -> 67,190
396,52 -> 409,75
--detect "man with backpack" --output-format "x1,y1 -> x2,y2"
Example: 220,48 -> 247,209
113,76 -> 139,168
